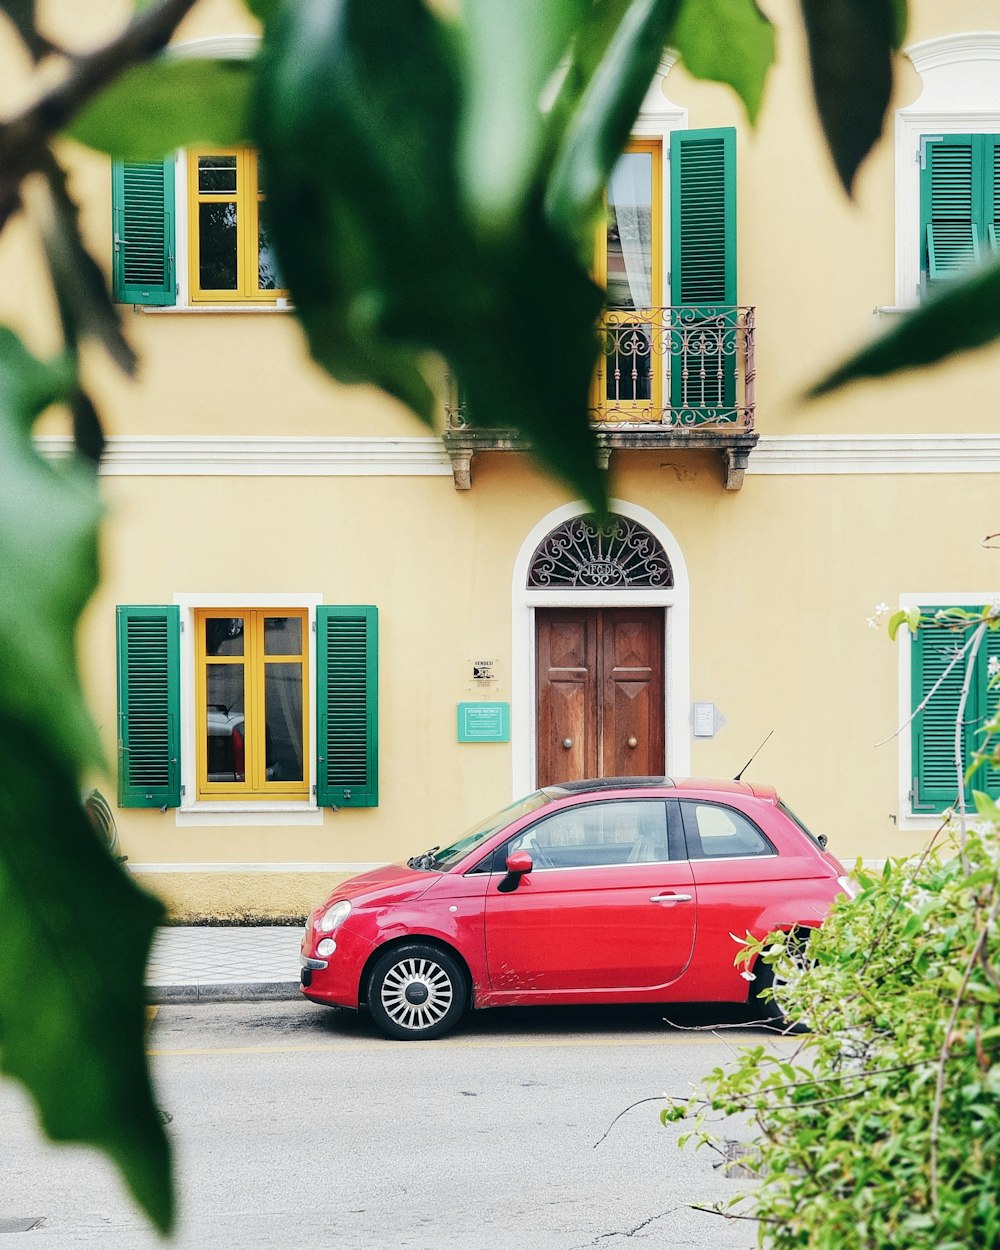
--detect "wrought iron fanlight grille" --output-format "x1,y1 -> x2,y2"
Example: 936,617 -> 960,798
527,514 -> 673,589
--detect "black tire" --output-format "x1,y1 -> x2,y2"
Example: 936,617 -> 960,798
751,930 -> 811,1031
367,943 -> 468,1041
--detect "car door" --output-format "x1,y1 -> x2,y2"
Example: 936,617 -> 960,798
483,798 -> 696,996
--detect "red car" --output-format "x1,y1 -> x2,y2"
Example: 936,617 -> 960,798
300,777 -> 852,1040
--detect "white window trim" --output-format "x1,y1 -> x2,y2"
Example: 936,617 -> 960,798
160,34 -> 292,312
174,592 -> 323,826
511,500 -> 691,797
895,32 -> 1000,307
895,590 -> 996,829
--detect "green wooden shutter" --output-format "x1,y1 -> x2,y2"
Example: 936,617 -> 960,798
117,605 -> 180,808
988,136 -> 1000,253
911,614 -> 968,812
112,160 -> 176,306
920,135 -> 983,292
976,626 -> 1000,797
316,606 -> 378,808
668,127 -> 737,416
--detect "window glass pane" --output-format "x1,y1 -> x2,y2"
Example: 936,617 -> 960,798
265,663 -> 303,782
199,202 -> 238,290
509,800 -> 668,868
685,803 -> 773,859
606,151 -> 653,311
265,616 -> 301,655
206,664 -> 245,781
258,215 -> 281,291
205,617 -> 243,655
198,156 -> 237,194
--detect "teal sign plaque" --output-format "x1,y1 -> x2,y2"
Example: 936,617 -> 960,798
457,702 -> 510,743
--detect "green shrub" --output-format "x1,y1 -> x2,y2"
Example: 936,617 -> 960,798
667,814 -> 1000,1249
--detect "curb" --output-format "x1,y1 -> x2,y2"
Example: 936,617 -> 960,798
147,981 -> 301,1004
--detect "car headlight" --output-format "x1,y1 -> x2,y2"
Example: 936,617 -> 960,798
837,875 -> 857,899
319,900 -> 352,932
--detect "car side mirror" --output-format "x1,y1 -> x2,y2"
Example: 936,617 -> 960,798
817,833 -> 828,849
497,850 -> 534,893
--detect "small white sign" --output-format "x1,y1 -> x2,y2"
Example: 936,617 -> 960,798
693,702 -> 725,738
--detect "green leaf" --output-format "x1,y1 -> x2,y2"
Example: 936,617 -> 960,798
0,739 -> 172,1231
240,0 -> 283,22
545,0 -> 682,254
65,58 -> 253,161
810,260 -> 1000,395
887,609 -> 907,641
458,0 -> 588,229
798,0 -> 895,194
0,328 -> 102,773
972,790 -> 1000,821
890,0 -> 908,50
255,0 -> 608,510
671,0 -> 775,123
0,325 -> 173,1230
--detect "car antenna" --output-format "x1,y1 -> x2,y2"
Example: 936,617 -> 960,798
734,730 -> 773,781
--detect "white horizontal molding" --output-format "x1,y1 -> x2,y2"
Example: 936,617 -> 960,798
35,434 -> 452,477
749,434 -> 1000,475
35,432 -> 1000,478
130,861 -> 386,874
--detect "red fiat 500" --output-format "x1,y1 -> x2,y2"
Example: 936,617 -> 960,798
300,777 -> 852,1040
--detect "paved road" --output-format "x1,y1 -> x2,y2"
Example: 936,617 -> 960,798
0,1001 -> 782,1249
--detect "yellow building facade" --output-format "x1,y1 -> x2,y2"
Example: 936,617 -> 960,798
4,0 -> 1000,917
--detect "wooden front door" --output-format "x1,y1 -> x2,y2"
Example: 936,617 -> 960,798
535,608 -> 665,788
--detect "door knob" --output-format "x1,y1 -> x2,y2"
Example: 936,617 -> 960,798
562,737 -> 573,749
627,735 -> 638,749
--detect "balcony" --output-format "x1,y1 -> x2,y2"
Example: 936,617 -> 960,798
443,305 -> 757,490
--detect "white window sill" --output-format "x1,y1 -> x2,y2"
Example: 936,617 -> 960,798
176,802 -> 323,828
134,303 -> 295,315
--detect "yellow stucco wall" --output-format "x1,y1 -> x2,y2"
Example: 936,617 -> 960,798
2,1 -> 999,915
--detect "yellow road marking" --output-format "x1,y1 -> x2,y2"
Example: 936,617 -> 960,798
148,1031 -> 792,1058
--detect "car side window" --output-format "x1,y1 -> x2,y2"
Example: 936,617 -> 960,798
681,801 -> 775,859
505,800 -> 669,869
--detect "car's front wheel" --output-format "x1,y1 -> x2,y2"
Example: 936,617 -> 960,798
367,944 -> 468,1040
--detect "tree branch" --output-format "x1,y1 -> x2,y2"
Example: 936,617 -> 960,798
0,0 -> 199,224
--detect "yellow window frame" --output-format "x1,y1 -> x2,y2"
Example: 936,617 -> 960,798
187,147 -> 287,304
194,608 -> 309,801
592,139 -> 663,421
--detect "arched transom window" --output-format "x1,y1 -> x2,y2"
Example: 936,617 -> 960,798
527,514 -> 673,589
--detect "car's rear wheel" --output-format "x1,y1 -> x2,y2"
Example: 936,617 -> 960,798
367,944 -> 467,1040
752,929 -> 812,1030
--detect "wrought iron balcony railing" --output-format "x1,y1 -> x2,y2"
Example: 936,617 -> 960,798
445,305 -> 755,432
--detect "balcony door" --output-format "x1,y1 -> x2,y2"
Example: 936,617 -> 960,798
535,608 -> 665,788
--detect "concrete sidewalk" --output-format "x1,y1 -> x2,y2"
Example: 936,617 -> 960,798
147,926 -> 304,1003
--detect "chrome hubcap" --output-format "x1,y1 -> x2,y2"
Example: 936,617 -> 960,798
380,957 -> 454,1031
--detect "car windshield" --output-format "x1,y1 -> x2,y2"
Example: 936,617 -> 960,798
424,791 -> 550,871
777,800 -> 826,850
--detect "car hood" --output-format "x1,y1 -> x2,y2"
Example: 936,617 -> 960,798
317,862 -> 438,912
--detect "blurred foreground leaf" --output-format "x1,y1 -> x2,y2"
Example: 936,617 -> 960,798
255,0 -> 608,509
799,0 -> 895,194
458,0 -> 587,229
0,327 -> 173,1232
66,57 -> 253,161
811,261 -> 1000,396
671,0 -> 775,123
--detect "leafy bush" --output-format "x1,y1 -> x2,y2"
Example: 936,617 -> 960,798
667,812 -> 1000,1249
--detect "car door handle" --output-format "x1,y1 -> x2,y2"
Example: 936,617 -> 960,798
649,893 -> 693,904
